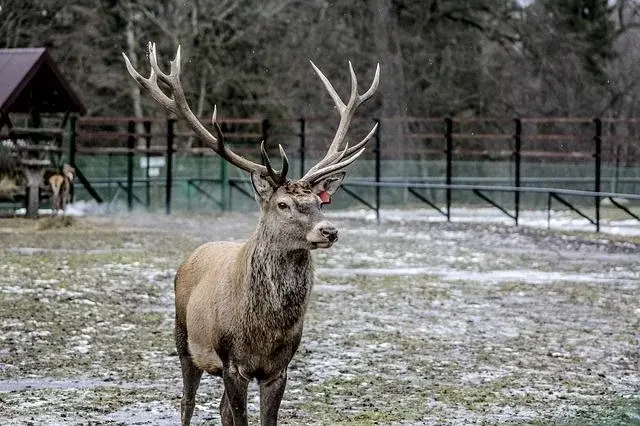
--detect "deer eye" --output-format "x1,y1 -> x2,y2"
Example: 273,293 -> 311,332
277,202 -> 289,210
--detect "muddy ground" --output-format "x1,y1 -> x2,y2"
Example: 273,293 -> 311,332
0,212 -> 639,425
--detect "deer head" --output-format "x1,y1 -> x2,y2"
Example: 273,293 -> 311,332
123,43 -> 379,249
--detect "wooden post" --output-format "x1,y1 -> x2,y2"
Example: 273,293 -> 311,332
21,159 -> 50,219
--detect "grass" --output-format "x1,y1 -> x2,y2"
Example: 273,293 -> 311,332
0,214 -> 639,425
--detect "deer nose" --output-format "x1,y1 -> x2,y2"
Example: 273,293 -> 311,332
320,225 -> 338,242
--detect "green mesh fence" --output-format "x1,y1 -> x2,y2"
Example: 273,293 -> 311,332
5,116 -> 640,215
70,153 -> 640,213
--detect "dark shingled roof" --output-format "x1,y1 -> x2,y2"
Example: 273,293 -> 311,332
0,48 -> 86,115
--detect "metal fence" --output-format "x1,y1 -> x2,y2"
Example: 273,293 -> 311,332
57,115 -> 640,231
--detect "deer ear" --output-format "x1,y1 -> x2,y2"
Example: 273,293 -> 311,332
251,172 -> 274,202
311,172 -> 345,204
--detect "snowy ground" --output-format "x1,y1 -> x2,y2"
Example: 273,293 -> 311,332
0,209 -> 639,425
330,206 -> 640,236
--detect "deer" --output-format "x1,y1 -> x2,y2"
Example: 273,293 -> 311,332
123,43 -> 379,426
48,164 -> 75,213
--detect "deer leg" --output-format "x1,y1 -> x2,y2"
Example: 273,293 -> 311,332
219,389 -> 233,426
259,370 -> 287,426
179,355 -> 203,426
222,366 -> 249,426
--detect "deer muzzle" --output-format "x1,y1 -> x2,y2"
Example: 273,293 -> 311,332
307,221 -> 338,249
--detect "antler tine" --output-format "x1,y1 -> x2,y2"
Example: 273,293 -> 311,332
278,145 -> 290,184
301,62 -> 380,183
260,142 -> 289,186
359,62 -> 380,102
148,42 -> 168,81
301,121 -> 378,184
306,119 -> 376,171
303,147 -> 367,184
343,121 -> 378,158
123,44 -> 276,180
122,45 -> 173,113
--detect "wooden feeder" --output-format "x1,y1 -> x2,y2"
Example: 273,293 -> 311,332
0,48 -> 86,218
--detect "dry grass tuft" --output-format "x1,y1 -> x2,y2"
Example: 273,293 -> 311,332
38,215 -> 75,230
0,175 -> 20,197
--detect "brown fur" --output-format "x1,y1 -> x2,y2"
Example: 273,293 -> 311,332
174,175 -> 341,425
48,174 -> 65,211
122,46 -> 378,425
48,164 -> 75,213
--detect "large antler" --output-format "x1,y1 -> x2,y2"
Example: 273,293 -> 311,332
122,42 -> 288,186
301,61 -> 380,184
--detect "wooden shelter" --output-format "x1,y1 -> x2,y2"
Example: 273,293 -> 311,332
0,48 -> 86,217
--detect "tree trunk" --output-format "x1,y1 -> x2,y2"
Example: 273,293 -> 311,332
185,68 -> 208,149
372,0 -> 409,182
125,14 -> 145,148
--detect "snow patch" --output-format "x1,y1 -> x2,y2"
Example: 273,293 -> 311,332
329,207 -> 640,236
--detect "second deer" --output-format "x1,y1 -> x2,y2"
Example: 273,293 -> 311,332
49,164 -> 75,213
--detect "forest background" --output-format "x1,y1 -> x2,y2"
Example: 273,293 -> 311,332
3,0 -> 640,121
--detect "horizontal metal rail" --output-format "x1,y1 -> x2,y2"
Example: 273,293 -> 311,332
345,176 -> 640,184
345,180 -> 640,200
87,177 -> 640,200
343,179 -> 640,231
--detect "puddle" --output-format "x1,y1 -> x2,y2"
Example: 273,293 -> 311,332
429,269 -> 635,284
100,401 -> 180,425
317,266 -> 636,285
0,378 -> 159,393
9,247 -> 142,255
313,283 -> 356,292
317,267 -> 434,277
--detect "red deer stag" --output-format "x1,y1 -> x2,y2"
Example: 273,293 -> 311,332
123,43 -> 379,426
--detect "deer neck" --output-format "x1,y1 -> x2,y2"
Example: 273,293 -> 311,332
243,223 -> 314,327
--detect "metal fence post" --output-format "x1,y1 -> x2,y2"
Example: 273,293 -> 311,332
262,118 -> 270,145
514,118 -> 522,226
594,117 -> 602,232
127,120 -> 135,212
67,115 -> 77,167
444,117 -> 453,221
221,156 -> 229,212
374,118 -> 381,223
107,153 -> 112,201
299,117 -> 306,178
165,118 -> 175,215
144,120 -> 152,208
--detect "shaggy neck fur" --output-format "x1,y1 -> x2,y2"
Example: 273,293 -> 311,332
245,221 -> 314,331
